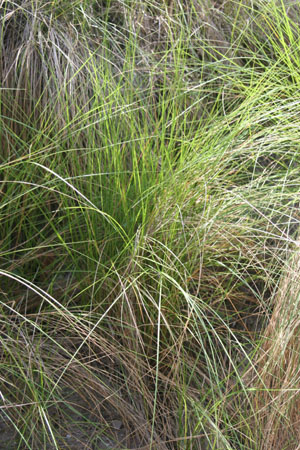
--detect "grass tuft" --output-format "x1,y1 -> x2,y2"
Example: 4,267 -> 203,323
1,0 -> 300,448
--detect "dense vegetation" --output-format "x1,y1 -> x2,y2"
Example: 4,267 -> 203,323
1,1 -> 300,448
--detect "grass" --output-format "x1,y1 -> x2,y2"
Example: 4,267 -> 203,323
1,0 -> 300,448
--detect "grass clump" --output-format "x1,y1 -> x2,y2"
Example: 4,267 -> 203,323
1,0 -> 300,448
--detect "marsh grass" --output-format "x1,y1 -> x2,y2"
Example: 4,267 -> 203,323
1,0 -> 300,448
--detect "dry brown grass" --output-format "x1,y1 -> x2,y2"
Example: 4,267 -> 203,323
252,240 -> 300,449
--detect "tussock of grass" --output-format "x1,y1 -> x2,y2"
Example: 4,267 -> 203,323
1,0 -> 300,448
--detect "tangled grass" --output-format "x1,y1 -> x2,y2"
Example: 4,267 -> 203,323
1,1 -> 300,448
